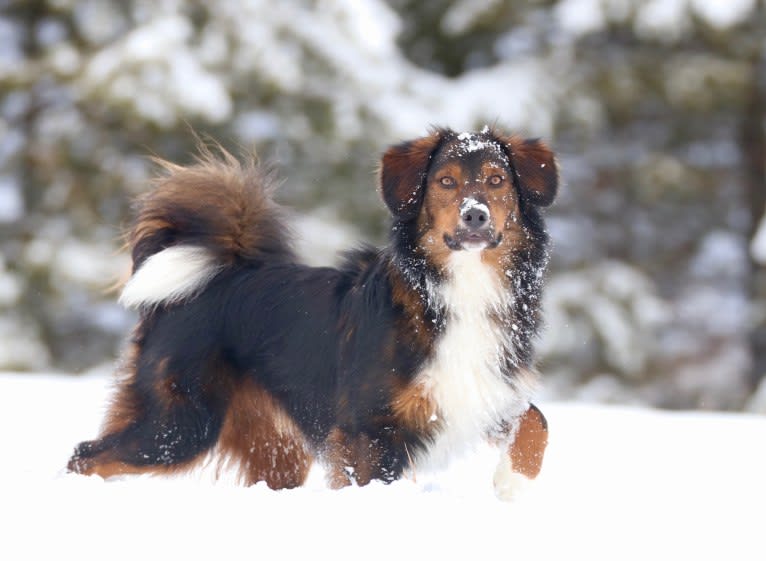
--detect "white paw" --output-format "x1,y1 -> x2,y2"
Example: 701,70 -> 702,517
493,453 -> 531,501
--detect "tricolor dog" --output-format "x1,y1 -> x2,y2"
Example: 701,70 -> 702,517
68,127 -> 558,499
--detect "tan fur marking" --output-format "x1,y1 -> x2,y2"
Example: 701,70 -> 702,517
70,457 -> 205,480
322,428 -> 385,488
481,181 -> 525,283
323,428 -> 354,489
508,406 -> 548,479
391,382 -> 438,433
73,460 -> 134,479
217,380 -> 312,489
417,175 -> 456,271
349,433 -> 380,486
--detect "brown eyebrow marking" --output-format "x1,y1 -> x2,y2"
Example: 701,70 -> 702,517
430,162 -> 464,179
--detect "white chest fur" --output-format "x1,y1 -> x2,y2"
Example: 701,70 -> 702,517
414,251 -> 536,471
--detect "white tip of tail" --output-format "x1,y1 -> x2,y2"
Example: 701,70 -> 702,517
119,246 -> 222,310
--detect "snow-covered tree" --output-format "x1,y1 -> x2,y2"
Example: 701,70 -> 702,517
1,0 -> 764,410
0,0 -> 563,371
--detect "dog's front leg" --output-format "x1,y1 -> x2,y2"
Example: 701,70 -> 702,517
492,403 -> 548,501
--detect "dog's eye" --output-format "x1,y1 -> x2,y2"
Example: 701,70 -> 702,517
439,176 -> 456,187
489,175 -> 504,186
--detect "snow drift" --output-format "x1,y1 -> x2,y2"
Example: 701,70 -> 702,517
1,373 -> 763,560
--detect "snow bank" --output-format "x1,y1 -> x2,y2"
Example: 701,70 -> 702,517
1,373 -> 764,560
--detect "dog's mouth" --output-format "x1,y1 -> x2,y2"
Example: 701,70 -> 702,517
443,230 -> 503,251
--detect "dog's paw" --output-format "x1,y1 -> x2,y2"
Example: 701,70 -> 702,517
493,470 -> 531,501
492,452 -> 531,501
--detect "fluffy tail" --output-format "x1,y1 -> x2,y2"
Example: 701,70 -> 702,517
119,144 -> 293,310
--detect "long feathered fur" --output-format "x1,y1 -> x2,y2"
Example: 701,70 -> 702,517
130,145 -> 293,271
118,145 -> 294,310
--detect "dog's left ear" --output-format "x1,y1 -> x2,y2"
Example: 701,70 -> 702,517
379,131 -> 443,221
498,136 -> 559,207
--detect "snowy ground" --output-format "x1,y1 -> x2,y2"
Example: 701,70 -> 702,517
2,372 -> 764,560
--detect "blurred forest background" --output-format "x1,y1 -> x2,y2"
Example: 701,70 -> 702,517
1,0 -> 765,412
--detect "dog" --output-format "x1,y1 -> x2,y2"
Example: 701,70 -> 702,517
68,126 -> 558,499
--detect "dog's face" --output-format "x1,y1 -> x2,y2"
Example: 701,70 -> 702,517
423,134 -> 515,254
380,128 -> 558,268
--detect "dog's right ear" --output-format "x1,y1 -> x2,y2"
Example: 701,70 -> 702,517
379,131 -> 443,221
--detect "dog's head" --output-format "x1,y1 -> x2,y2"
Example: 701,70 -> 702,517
380,127 -> 558,266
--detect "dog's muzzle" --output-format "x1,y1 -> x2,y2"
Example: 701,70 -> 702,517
443,198 -> 502,251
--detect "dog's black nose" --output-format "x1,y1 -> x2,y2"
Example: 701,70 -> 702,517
462,206 -> 489,230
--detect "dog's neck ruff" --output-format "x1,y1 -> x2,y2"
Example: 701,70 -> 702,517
413,251 -> 536,471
